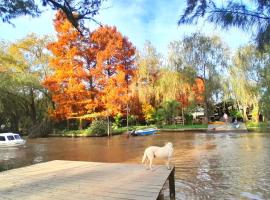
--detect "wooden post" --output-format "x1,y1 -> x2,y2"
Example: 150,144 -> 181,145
67,119 -> 69,130
157,191 -> 164,200
107,116 -> 110,137
79,118 -> 83,130
169,167 -> 175,200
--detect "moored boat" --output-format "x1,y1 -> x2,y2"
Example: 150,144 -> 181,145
0,133 -> 26,146
130,128 -> 158,136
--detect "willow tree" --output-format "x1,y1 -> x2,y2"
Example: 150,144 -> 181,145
134,41 -> 162,106
179,0 -> 270,49
168,34 -> 228,122
229,45 -> 269,122
0,34 -> 51,131
260,63 -> 270,120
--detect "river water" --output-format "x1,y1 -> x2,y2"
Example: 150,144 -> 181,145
1,132 -> 270,200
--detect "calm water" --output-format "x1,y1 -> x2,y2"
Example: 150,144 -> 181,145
1,132 -> 270,200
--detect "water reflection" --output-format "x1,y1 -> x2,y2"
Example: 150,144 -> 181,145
0,132 -> 270,199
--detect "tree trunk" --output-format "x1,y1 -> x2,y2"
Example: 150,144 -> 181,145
67,119 -> 70,130
203,65 -> 208,124
181,107 -> 184,125
29,88 -> 37,124
79,118 -> 83,130
252,103 -> 259,123
242,105 -> 248,122
107,116 -> 110,137
126,104 -> 129,132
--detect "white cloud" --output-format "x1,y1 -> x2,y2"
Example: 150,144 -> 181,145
0,0 -> 251,56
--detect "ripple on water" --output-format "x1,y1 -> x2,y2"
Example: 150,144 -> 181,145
1,132 -> 270,199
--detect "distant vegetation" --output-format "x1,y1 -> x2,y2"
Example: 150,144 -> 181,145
1,7 -> 270,137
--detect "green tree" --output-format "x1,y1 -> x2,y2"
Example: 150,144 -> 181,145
179,0 -> 270,49
228,45 -> 265,122
162,100 -> 180,125
135,41 -> 162,106
172,33 -> 228,122
0,34 -> 51,131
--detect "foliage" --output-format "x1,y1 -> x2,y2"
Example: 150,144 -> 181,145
1,0 -> 103,34
44,11 -> 89,120
134,41 -> 161,106
88,120 -> 108,136
0,34 -> 51,131
153,100 -> 180,127
154,108 -> 165,127
170,34 -> 228,121
179,0 -> 270,49
91,25 -> 136,118
0,0 -> 40,23
228,45 -> 262,121
44,12 -> 136,122
184,113 -> 193,125
160,124 -> 207,129
128,115 -> 137,126
142,103 -> 155,124
161,100 -> 180,125
112,113 -> 122,129
246,121 -> 270,128
259,50 -> 270,120
229,110 -> 242,119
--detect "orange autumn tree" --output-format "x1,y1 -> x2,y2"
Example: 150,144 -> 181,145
44,12 -> 136,131
177,77 -> 205,108
90,26 -> 136,134
44,11 -> 92,120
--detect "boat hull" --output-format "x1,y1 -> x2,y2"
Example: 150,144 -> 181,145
132,128 -> 157,136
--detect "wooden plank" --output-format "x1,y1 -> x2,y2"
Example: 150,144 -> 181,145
0,160 -> 174,200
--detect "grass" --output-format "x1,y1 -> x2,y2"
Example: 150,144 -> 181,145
52,125 -> 157,137
51,124 -> 208,137
246,121 -> 270,132
160,124 -> 207,129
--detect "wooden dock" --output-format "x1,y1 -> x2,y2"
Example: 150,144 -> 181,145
0,160 -> 175,200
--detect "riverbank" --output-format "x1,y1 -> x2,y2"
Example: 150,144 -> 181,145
48,124 -> 208,137
246,122 -> 270,133
43,123 -> 270,137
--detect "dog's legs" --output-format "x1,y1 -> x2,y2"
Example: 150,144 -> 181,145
145,157 -> 150,170
149,156 -> 154,170
166,157 -> 171,170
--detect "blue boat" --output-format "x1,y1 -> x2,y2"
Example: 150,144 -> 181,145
130,128 -> 157,136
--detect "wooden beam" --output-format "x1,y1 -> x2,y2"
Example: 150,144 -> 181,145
169,167 -> 176,200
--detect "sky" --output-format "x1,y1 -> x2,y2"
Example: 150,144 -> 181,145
0,0 -> 252,56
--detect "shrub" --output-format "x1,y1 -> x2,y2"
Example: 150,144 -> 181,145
89,120 -> 108,136
154,108 -> 165,128
184,113 -> 193,125
112,114 -> 122,129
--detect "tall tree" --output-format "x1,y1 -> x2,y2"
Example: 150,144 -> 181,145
135,41 -> 161,106
179,0 -> 270,49
44,12 -> 136,132
170,34 -> 228,122
44,11 -> 91,120
228,45 -> 270,121
90,25 -> 136,135
1,0 -> 103,34
0,34 -> 51,131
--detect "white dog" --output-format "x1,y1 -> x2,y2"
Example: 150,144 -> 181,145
142,142 -> 174,170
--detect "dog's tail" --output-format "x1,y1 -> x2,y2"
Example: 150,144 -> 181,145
142,151 -> 147,164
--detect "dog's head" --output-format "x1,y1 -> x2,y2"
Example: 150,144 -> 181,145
165,142 -> 173,148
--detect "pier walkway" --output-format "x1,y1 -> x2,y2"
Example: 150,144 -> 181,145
0,160 -> 175,200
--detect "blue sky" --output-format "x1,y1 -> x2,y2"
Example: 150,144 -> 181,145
0,0 -> 251,55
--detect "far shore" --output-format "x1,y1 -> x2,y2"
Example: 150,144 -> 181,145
27,122 -> 270,138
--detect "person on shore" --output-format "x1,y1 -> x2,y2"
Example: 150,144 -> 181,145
223,113 -> 228,123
